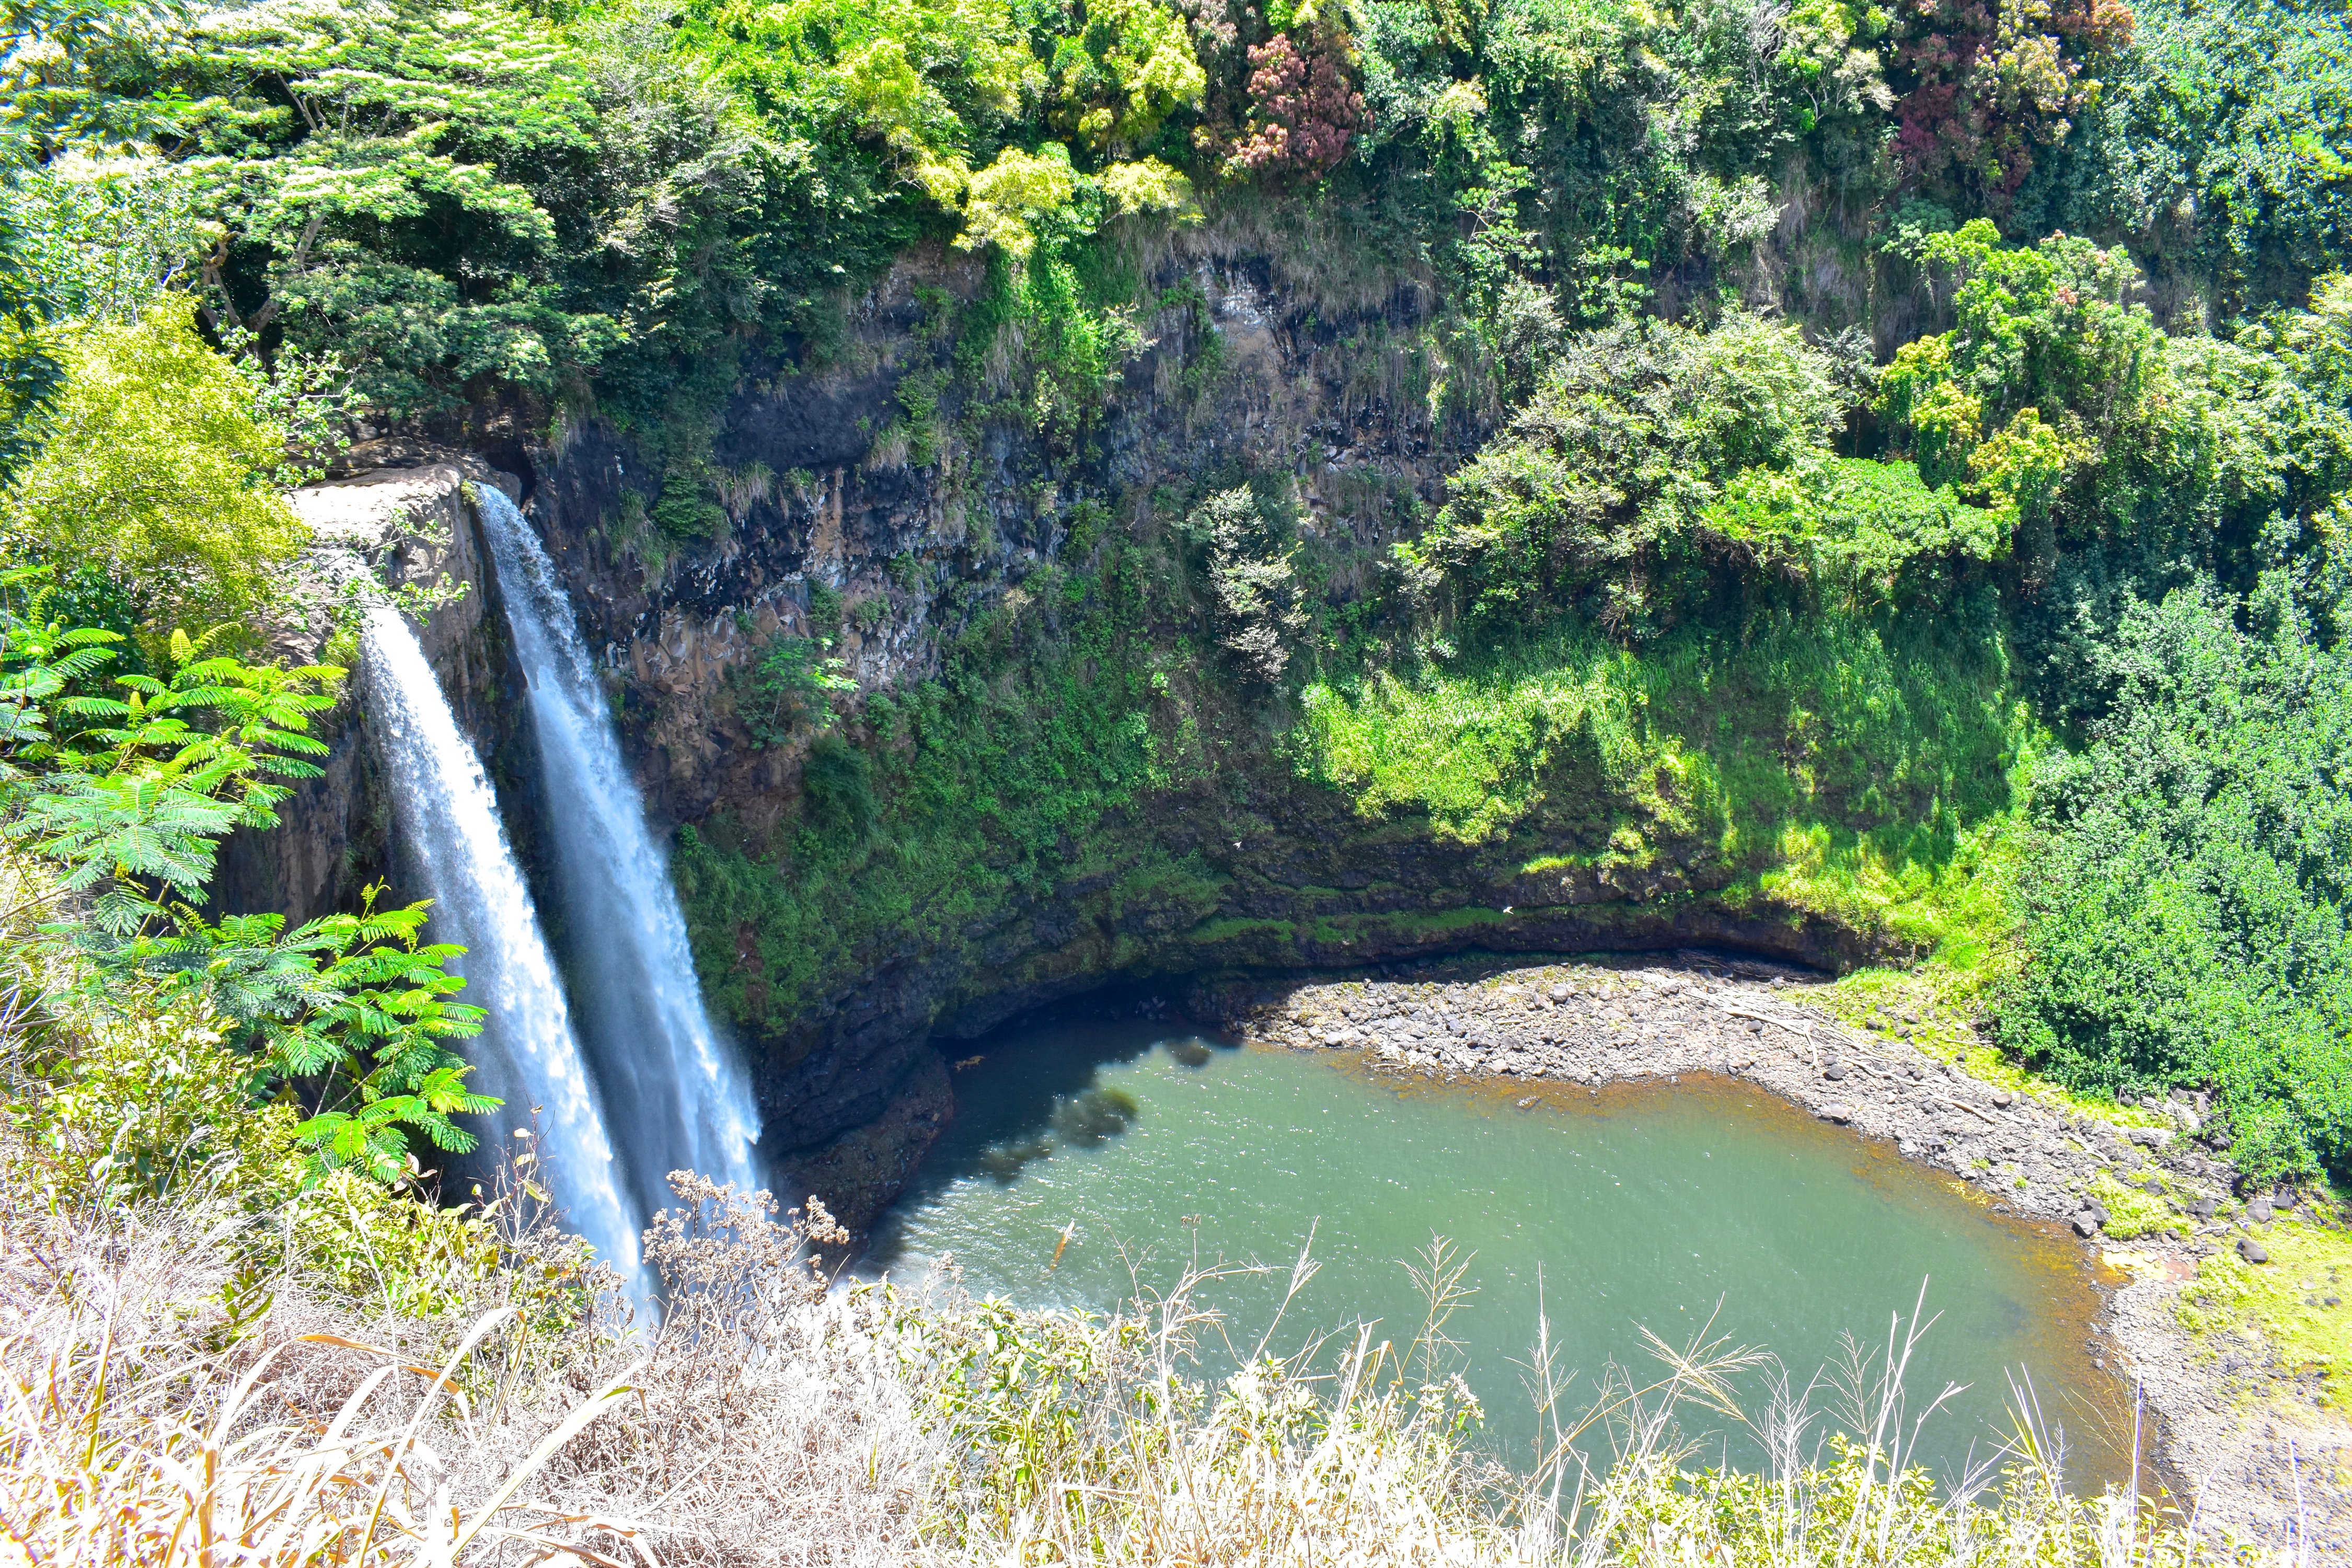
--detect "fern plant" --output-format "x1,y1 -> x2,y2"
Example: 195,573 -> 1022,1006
0,594 -> 501,1185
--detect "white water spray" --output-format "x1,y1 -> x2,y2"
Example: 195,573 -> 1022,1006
475,487 -> 762,1216
360,604 -> 647,1288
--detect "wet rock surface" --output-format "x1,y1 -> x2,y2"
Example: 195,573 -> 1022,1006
1187,952 -> 2352,1557
215,458 -> 535,927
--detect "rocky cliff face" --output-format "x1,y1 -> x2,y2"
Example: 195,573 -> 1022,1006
239,234 -> 1890,1226
214,458 -> 535,928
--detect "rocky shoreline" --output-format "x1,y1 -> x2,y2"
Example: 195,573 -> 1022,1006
1184,952 -> 2350,1557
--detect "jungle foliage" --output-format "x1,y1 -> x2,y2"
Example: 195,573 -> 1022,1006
0,589 -> 498,1184
1993,575 -> 2352,1180
7,0 -> 2352,1190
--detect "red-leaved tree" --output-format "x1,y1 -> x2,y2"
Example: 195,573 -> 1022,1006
1225,28 -> 1365,180
1890,0 -> 2135,202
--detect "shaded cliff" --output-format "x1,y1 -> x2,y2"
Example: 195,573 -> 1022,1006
454,235 -> 1954,1224
214,460 -> 539,931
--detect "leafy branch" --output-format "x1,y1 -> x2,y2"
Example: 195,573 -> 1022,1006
0,597 -> 501,1184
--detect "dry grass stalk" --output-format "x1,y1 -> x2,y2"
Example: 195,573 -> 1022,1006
919,1242 -> 2243,1568
0,1198 -> 648,1568
0,1170 -> 938,1568
528,1173 -> 938,1565
0,1163 -> 2268,1568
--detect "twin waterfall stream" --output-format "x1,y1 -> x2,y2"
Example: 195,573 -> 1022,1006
344,489 -> 2135,1495
361,487 -> 759,1295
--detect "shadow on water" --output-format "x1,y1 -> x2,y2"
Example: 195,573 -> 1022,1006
868,988 -> 2143,1495
865,993 -> 1236,1265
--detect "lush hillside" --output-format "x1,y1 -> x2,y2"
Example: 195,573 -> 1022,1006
6,0 -> 2352,1556
7,0 -> 2352,1172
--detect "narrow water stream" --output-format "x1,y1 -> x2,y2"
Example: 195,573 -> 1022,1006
476,486 -> 762,1218
867,1008 -> 2139,1491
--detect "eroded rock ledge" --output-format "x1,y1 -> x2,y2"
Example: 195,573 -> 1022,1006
1184,954 -> 2350,1557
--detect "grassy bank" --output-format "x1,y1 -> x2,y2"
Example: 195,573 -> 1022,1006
1293,602 -> 2032,962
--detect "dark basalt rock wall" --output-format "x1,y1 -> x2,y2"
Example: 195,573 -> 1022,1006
240,236 -> 1885,1226
214,459 -> 540,928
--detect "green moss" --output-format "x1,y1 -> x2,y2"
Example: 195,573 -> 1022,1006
1301,906 -> 1518,950
2178,1219 -> 2352,1409
1294,601 -> 2036,967
1108,858 -> 1228,907
1185,916 -> 1297,946
674,548 -> 1168,1038
1401,906 -> 1516,934
2087,1171 -> 2177,1241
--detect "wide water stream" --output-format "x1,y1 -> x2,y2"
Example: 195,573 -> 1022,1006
865,1007 -> 2138,1490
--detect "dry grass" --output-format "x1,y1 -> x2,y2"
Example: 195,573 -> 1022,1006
0,1176 -> 2292,1568
0,1173 -> 934,1567
910,1247 -> 2244,1568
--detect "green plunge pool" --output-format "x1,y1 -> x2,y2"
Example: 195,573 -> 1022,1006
866,1009 -> 2137,1490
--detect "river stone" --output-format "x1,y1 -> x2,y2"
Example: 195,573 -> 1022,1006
2246,1196 -> 2274,1223
2073,1214 -> 2101,1238
1818,1102 -> 1854,1123
1549,984 -> 1571,1001
1824,1063 -> 1848,1080
2126,1125 -> 2171,1148
2192,1197 -> 2218,1219
1992,1090 -> 2014,1108
2238,1237 -> 2270,1264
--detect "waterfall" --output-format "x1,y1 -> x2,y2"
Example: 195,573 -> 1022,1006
475,486 -> 762,1220
359,605 -> 646,1289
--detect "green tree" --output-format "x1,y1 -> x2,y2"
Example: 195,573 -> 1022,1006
2017,0 -> 2352,321
1411,309 -> 1845,636
1994,575 -> 2352,1182
159,0 -> 599,413
733,631 -> 856,747
2,304 -> 308,656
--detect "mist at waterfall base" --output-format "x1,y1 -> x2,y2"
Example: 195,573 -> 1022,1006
475,486 -> 762,1225
868,1011 -> 2139,1492
359,605 -> 645,1289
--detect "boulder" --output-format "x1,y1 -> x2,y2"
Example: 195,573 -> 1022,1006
2238,1237 -> 2269,1264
